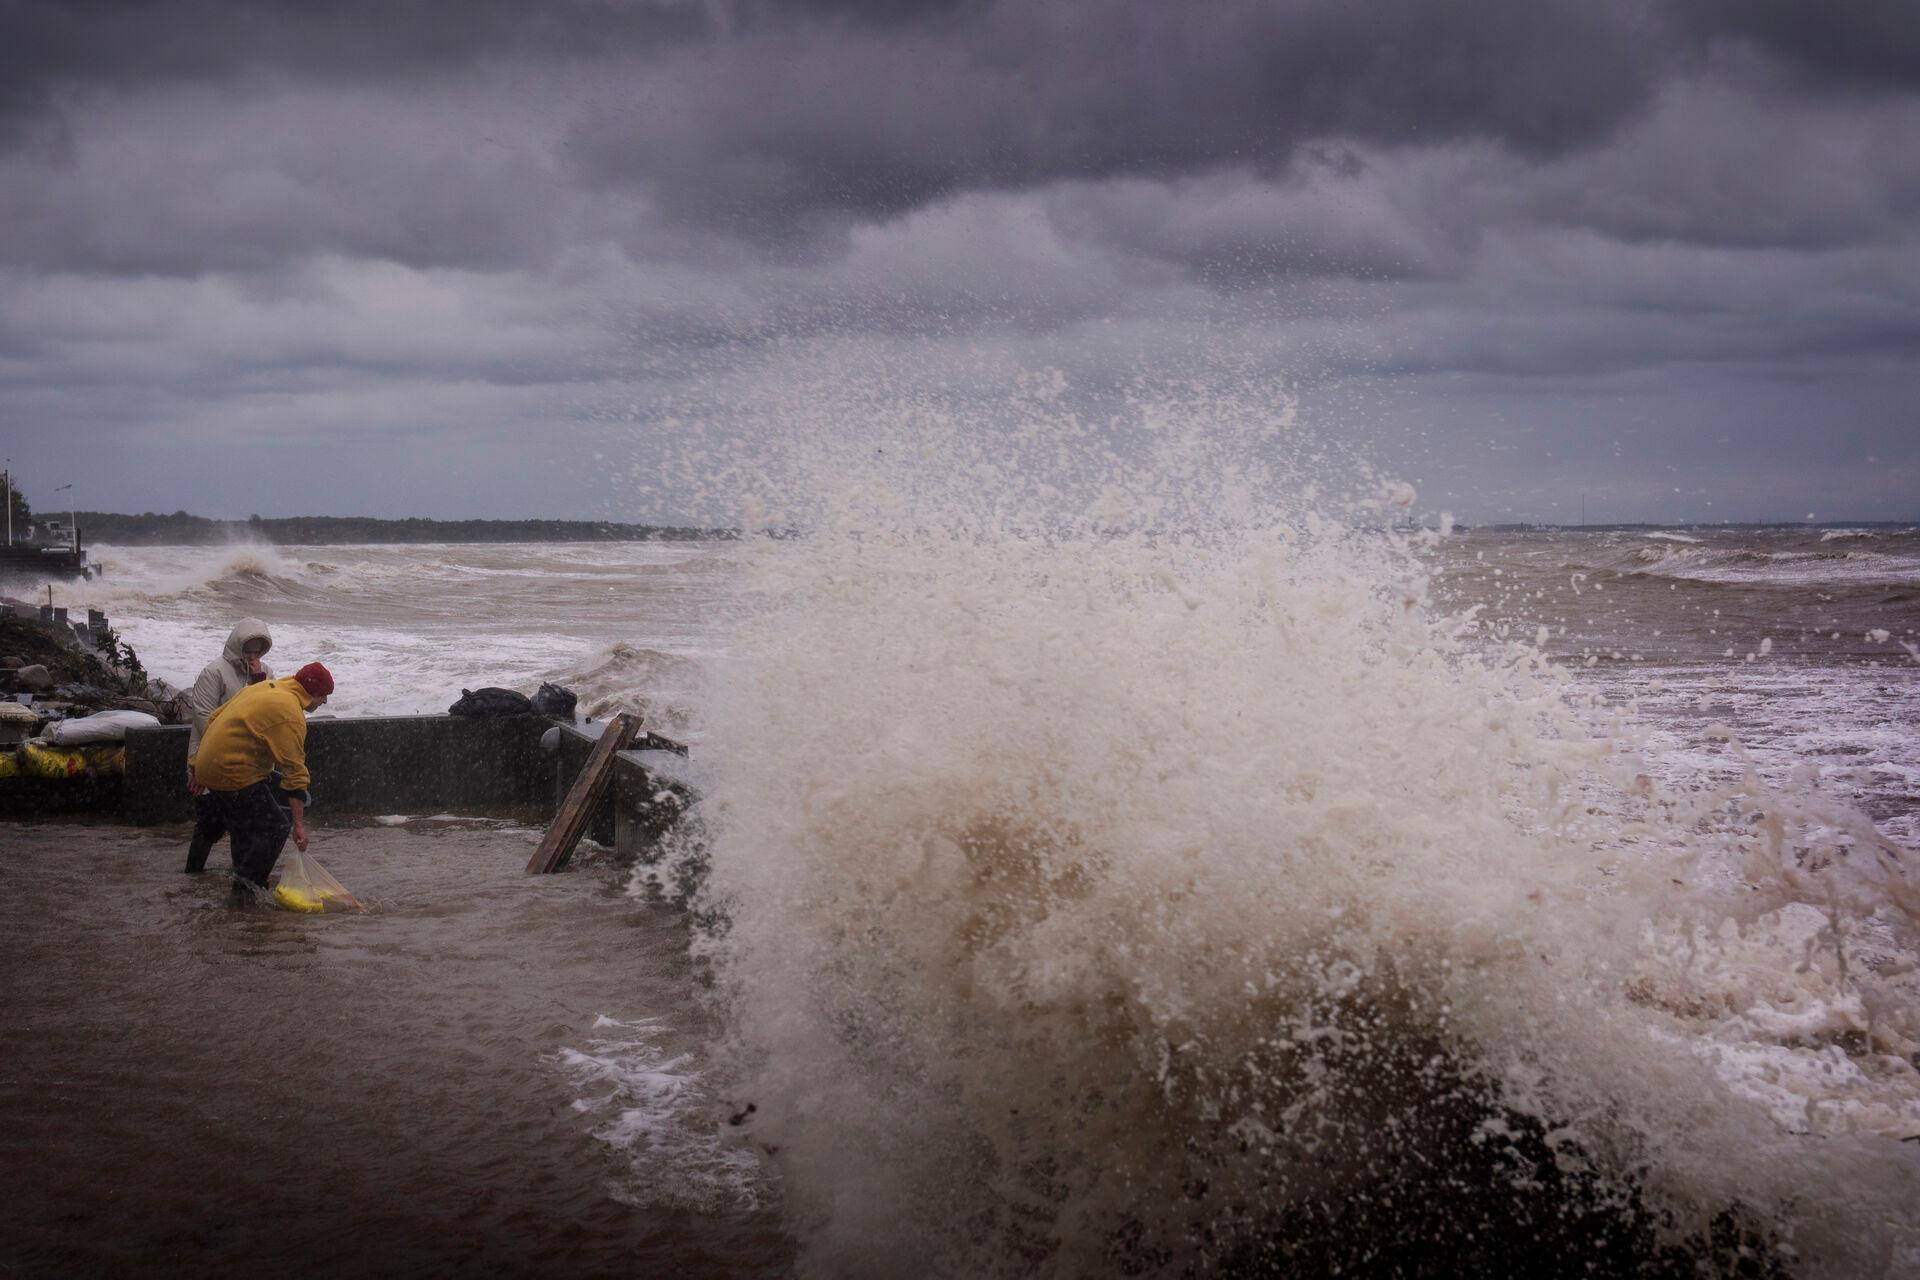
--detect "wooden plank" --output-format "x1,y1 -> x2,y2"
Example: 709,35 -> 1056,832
527,712 -> 639,873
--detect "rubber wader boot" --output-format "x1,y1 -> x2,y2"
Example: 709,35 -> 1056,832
185,828 -> 214,873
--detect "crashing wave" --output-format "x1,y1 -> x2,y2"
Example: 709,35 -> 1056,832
648,380 -> 1920,1278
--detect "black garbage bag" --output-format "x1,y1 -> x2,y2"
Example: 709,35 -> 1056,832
529,682 -> 578,719
448,687 -> 534,717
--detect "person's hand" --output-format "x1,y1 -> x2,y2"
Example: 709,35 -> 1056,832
246,655 -> 265,677
293,822 -> 309,853
187,768 -> 206,796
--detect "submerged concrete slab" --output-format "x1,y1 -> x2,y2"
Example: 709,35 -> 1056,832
613,750 -> 696,861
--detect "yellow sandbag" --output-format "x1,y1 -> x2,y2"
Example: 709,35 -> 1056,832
0,742 -> 123,780
271,850 -> 362,913
16,742 -> 87,780
76,744 -> 126,774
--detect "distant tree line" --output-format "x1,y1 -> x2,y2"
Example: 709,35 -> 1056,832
4,484 -> 30,535
71,510 -> 735,545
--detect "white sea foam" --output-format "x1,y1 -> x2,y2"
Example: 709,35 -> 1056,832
60,541 -> 720,721
555,1015 -> 767,1212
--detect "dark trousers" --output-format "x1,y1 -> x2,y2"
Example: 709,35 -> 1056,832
186,772 -> 292,873
204,781 -> 293,890
184,792 -> 226,873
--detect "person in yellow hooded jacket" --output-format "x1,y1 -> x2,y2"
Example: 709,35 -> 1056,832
194,662 -> 333,897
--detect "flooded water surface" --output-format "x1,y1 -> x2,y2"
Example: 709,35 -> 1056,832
0,820 -> 785,1278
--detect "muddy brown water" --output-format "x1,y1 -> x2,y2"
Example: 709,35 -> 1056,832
0,820 -> 789,1278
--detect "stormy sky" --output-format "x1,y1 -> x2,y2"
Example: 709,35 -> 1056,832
2,0 -> 1916,524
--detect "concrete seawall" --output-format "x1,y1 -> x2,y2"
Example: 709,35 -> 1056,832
123,715 -> 556,824
94,714 -> 692,862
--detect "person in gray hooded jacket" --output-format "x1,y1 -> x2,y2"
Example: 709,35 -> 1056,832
183,618 -> 274,873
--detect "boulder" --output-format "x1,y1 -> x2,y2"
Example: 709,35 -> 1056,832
51,682 -> 117,706
15,664 -> 51,691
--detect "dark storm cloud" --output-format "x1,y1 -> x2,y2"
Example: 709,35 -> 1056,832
10,0 -> 1682,257
0,0 -> 710,119
572,0 -> 1674,241
6,0 -> 1911,275
1682,1 -> 1920,91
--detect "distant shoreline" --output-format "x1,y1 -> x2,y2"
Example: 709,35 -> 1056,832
1476,520 -> 1916,533
63,511 -> 1915,545
71,511 -> 737,546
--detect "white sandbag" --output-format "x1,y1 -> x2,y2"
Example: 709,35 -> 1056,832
46,709 -> 161,745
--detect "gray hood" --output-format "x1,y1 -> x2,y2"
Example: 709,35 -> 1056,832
221,618 -> 272,665
186,617 -> 277,762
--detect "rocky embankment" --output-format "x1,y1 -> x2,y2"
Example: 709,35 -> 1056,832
0,608 -> 171,721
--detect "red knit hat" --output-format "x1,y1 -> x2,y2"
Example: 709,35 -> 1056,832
292,662 -> 334,698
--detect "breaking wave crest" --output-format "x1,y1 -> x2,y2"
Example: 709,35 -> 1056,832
546,641 -> 700,731
86,543 -> 318,608
1603,533 -> 1920,587
659,385 -> 1920,1277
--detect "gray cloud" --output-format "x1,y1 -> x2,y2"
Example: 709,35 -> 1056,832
1038,162 -> 1471,286
1499,78 -> 1920,251
0,80 -> 594,275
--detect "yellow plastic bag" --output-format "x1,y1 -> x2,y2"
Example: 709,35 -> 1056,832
271,850 -> 363,913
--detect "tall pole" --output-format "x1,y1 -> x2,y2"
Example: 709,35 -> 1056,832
56,483 -> 73,550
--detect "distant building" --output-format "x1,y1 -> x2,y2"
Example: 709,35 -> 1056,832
30,518 -> 75,549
